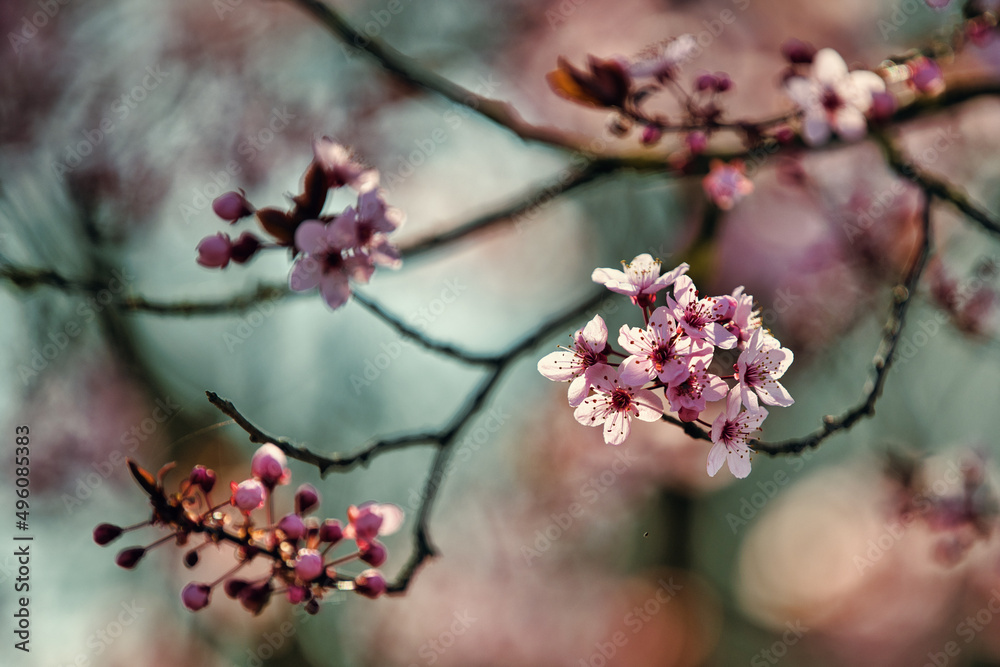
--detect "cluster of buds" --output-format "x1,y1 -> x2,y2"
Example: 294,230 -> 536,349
538,254 -> 794,479
546,35 -> 740,154
195,139 -> 404,311
94,444 -> 403,614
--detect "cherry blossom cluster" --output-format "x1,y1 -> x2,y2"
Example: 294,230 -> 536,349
538,254 -> 794,478
94,444 -> 403,614
195,138 -> 404,311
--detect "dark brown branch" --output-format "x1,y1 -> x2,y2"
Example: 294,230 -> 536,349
752,190 -> 934,455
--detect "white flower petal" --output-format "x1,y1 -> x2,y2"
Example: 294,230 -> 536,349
727,447 -> 753,478
707,442 -> 727,477
537,350 -> 580,382
834,106 -> 867,142
603,410 -> 631,445
802,112 -> 831,146
813,48 -> 848,84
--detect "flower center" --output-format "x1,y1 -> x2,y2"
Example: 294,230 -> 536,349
611,388 -> 633,412
821,88 -> 842,111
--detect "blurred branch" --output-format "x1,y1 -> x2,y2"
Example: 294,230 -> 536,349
874,131 -> 1000,239
207,288 -> 606,591
289,0 -> 588,152
753,191 -> 934,456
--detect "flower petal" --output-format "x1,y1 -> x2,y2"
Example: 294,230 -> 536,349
727,447 -> 752,478
537,350 -> 580,382
706,442 -> 727,477
294,220 -> 329,255
603,409 -> 631,445
320,273 -> 352,310
289,256 -> 322,292
632,389 -> 664,421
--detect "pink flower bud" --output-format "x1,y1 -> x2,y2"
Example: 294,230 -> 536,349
295,484 -> 320,515
93,523 -> 123,546
189,465 -> 216,493
231,479 -> 266,512
278,513 -> 307,541
354,570 -> 387,598
869,91 -> 897,122
320,519 -> 343,544
640,125 -> 662,147
781,39 -> 816,64
714,72 -> 732,92
251,443 -> 289,488
115,547 -> 146,569
287,585 -> 309,604
196,233 -> 233,269
685,131 -> 708,154
360,541 -> 387,567
695,73 -> 717,91
212,191 -> 254,222
181,583 -> 212,611
295,549 -> 325,582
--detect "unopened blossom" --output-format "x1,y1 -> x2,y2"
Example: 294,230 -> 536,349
295,484 -> 320,515
708,387 -> 768,479
784,48 -> 885,146
547,55 -> 631,108
181,583 -> 212,611
251,443 -> 290,488
289,218 -> 375,311
294,548 -> 325,582
537,314 -> 611,406
592,254 -> 689,305
344,503 -> 404,546
665,361 -> 728,422
212,190 -> 254,222
724,286 -> 762,346
313,137 -> 378,191
908,57 -> 944,96
231,479 -> 266,512
278,514 -> 307,540
573,363 -> 663,445
736,329 -> 795,408
354,570 -> 387,598
196,233 -> 233,268
703,160 -> 753,210
628,34 -> 697,80
618,306 -> 712,387
667,275 -> 738,349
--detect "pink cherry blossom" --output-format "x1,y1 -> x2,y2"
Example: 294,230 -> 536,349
784,48 -> 885,146
667,275 -> 738,349
708,387 -> 768,479
251,443 -> 290,488
313,137 -> 379,191
618,306 -> 712,387
736,329 -> 794,408
573,363 -> 663,445
212,190 -> 254,222
537,314 -> 611,406
703,160 -> 753,210
592,254 -> 689,304
289,218 -> 375,311
665,361 -> 728,422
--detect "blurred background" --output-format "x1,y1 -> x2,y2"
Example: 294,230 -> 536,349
3,0 -> 1000,665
